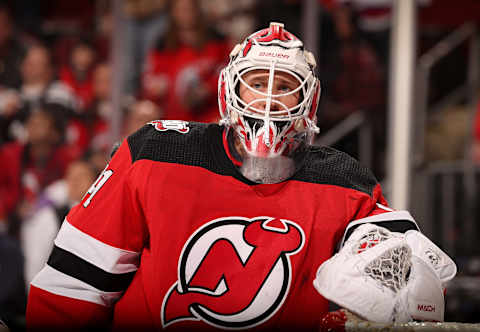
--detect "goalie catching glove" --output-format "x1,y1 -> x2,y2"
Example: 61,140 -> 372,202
313,223 -> 456,323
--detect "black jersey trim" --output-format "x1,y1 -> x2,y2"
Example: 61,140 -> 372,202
126,122 -> 378,195
127,122 -> 258,185
339,210 -> 420,249
47,245 -> 136,292
343,220 -> 419,244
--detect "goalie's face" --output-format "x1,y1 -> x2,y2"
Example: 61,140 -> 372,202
224,69 -> 310,184
239,69 -> 301,115
231,68 -> 306,161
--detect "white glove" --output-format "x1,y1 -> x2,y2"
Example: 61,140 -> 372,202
313,223 -> 450,323
404,230 -> 457,285
396,255 -> 445,322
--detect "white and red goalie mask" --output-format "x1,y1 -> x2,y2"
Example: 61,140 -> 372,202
218,22 -> 321,183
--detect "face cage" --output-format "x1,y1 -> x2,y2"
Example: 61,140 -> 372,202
229,64 -> 315,120
222,61 -> 319,158
225,126 -> 310,183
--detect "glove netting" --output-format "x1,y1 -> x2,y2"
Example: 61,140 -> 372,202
354,226 -> 412,293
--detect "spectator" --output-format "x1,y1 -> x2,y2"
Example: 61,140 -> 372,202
141,0 -> 230,123
319,38 -> 385,129
322,0 -> 390,147
0,44 -> 78,143
329,0 -> 431,68
328,0 -> 392,70
0,106 -> 74,236
71,62 -> 116,177
83,62 -> 113,154
18,45 -> 77,114
63,160 -> 97,207
123,99 -> 162,137
59,38 -> 97,111
93,5 -> 113,62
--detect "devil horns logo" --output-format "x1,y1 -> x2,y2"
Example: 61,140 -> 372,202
161,216 -> 305,329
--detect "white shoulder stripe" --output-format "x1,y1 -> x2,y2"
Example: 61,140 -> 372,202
340,210 -> 419,248
349,210 -> 416,228
376,203 -> 394,212
31,265 -> 122,307
54,219 -> 140,274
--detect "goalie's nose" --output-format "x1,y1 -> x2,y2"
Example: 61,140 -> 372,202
248,98 -> 282,114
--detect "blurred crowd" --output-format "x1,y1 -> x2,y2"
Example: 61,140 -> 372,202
0,0 -> 479,329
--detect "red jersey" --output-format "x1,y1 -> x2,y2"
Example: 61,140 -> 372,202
27,121 -> 408,331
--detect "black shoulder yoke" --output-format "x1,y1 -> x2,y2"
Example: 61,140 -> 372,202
127,121 -> 378,195
293,146 -> 378,196
127,121 -> 220,169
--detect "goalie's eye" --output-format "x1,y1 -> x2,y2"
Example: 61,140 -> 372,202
278,84 -> 292,92
252,81 -> 265,90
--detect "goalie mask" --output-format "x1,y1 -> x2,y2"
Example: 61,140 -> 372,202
218,22 -> 321,183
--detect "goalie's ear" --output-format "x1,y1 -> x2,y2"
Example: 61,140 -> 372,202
339,210 -> 420,251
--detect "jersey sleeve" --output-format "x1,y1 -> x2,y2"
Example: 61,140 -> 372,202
340,182 -> 420,249
26,139 -> 149,329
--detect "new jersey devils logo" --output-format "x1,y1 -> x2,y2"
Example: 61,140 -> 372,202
161,216 -> 305,329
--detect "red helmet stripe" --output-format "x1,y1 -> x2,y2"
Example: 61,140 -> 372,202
249,25 -> 297,45
219,76 -> 227,117
243,39 -> 253,57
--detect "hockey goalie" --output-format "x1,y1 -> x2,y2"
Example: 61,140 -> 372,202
26,21 -> 457,332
